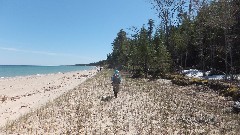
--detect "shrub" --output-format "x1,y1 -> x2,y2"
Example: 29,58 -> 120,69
223,86 -> 240,100
207,81 -> 230,91
171,75 -> 193,86
131,69 -> 144,78
189,78 -> 208,85
163,72 -> 240,100
161,73 -> 175,80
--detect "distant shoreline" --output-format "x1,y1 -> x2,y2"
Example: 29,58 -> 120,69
0,65 -> 95,78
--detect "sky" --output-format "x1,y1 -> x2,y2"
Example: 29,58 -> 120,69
0,0 -> 158,65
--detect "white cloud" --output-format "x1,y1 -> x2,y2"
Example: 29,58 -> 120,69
31,50 -> 57,56
0,47 -> 18,51
0,46 -> 96,64
0,47 -> 57,56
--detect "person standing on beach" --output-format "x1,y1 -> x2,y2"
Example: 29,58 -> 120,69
111,70 -> 121,98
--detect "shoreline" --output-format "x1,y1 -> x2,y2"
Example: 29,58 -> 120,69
0,69 -> 93,80
0,65 -> 95,78
0,69 -> 97,127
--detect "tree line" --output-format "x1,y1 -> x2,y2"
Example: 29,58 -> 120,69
106,0 -> 240,78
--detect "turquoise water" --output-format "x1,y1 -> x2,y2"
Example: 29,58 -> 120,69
0,65 -> 95,78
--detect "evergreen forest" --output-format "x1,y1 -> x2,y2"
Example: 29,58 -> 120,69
105,0 -> 240,79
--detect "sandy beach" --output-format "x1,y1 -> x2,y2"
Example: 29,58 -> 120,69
1,70 -> 239,134
0,69 -> 97,127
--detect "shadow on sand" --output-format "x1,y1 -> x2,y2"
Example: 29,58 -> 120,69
101,96 -> 114,102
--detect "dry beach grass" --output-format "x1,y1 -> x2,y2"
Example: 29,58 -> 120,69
1,69 -> 240,134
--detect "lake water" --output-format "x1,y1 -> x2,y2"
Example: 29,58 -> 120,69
0,65 -> 95,78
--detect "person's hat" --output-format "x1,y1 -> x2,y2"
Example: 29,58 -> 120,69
114,70 -> 119,74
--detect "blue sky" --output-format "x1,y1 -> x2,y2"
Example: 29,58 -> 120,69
0,0 -> 158,65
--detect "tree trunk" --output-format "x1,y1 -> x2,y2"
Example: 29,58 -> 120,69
185,51 -> 188,69
144,60 -> 148,78
224,29 -> 228,76
180,54 -> 183,68
230,42 -> 233,82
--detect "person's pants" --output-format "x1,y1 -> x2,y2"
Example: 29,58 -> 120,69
112,84 -> 120,98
